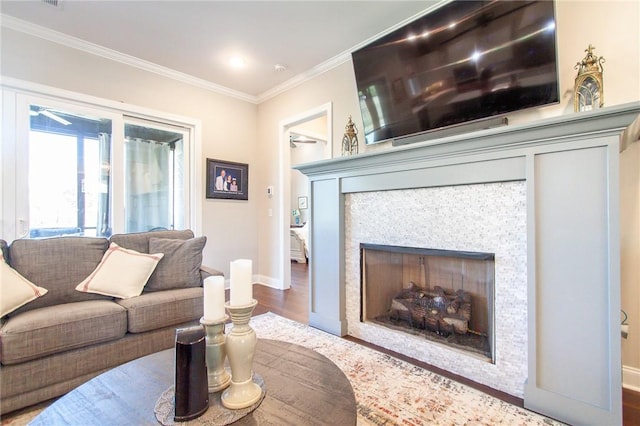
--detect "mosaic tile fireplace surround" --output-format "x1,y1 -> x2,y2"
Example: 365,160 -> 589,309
345,182 -> 527,397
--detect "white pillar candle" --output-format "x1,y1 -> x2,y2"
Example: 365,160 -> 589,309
203,275 -> 226,321
230,259 -> 253,306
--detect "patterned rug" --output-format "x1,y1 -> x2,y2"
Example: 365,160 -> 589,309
1,312 -> 563,425
249,312 -> 561,426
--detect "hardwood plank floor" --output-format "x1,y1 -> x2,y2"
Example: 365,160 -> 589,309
624,387 -> 640,426
252,261 -> 309,324
255,261 -> 640,425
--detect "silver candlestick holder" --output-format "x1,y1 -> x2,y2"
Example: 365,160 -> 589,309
221,299 -> 262,409
200,316 -> 231,393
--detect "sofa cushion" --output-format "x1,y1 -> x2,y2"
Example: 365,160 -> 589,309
7,237 -> 111,314
146,236 -> 206,291
0,300 -> 127,365
1,252 -> 48,318
116,287 -> 203,333
110,229 -> 194,254
76,243 -> 164,299
0,239 -> 9,264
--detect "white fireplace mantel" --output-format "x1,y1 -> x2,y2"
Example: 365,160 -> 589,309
295,102 -> 640,426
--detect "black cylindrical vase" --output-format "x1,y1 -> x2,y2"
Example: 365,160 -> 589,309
174,325 -> 209,422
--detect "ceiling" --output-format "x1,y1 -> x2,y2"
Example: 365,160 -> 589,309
0,1 -> 440,101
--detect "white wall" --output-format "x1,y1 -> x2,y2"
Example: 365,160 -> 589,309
0,28 -> 259,278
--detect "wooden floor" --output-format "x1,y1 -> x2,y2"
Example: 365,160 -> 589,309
254,261 -> 640,425
624,387 -> 640,426
252,261 -> 309,324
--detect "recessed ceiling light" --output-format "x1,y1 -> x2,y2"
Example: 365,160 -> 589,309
274,64 -> 287,72
229,55 -> 246,69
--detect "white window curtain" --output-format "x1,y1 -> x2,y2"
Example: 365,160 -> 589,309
124,138 -> 171,232
97,132 -> 112,236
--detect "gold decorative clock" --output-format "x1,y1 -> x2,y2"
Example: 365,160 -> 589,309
574,44 -> 605,112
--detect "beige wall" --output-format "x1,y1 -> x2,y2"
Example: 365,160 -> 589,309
365,0 -> 640,154
0,28 -> 259,278
2,0 -> 639,372
255,0 -> 640,373
621,142 -> 640,375
256,62 -> 360,282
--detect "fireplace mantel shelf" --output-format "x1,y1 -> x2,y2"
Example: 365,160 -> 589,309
296,102 -> 640,426
295,101 -> 639,177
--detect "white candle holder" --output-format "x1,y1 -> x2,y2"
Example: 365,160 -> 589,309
199,316 -> 231,393
221,299 -> 262,409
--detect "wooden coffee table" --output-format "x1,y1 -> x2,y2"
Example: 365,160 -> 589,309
30,339 -> 357,425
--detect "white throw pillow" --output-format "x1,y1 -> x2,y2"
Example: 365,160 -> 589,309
1,252 -> 49,317
75,242 -> 164,299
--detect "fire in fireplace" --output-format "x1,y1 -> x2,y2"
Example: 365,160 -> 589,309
360,243 -> 495,362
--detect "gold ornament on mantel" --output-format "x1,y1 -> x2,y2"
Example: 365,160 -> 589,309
574,44 -> 605,112
341,115 -> 359,156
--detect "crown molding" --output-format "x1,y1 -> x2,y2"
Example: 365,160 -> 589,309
255,1 -> 444,103
2,2 -> 444,106
257,53 -> 351,104
1,14 -> 259,104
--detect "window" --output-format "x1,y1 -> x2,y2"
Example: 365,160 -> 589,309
28,104 -> 112,237
1,87 -> 200,241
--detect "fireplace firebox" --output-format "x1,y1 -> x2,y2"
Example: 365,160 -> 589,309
361,243 -> 495,362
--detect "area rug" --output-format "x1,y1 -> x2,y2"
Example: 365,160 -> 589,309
1,312 -> 563,425
247,312 -> 562,426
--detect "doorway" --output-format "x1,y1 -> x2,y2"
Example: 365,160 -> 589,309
278,103 -> 332,290
290,120 -> 327,229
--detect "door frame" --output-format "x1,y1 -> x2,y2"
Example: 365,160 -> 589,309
277,103 -> 332,289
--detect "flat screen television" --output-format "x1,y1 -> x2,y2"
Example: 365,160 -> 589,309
352,0 -> 559,145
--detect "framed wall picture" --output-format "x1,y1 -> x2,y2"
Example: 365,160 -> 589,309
206,158 -> 249,200
298,196 -> 308,209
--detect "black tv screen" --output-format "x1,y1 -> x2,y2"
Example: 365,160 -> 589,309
352,0 -> 559,144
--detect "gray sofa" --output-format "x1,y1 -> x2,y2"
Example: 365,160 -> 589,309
0,229 -> 221,414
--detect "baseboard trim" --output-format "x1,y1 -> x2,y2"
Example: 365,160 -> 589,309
253,274 -> 285,290
623,365 -> 640,392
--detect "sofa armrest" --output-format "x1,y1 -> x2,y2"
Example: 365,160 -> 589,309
200,265 -> 224,283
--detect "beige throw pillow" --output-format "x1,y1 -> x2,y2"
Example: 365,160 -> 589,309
75,242 -> 163,299
1,252 -> 49,318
